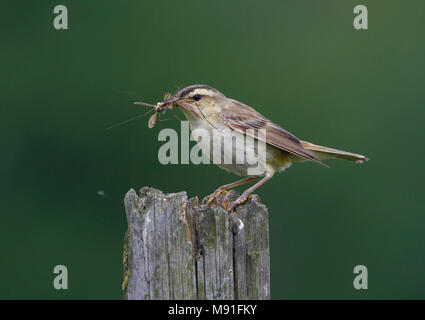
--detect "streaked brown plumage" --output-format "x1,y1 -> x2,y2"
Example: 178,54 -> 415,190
136,84 -> 369,213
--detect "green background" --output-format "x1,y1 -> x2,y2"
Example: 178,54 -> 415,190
1,0 -> 424,299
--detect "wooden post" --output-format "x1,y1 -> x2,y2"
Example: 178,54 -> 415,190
122,187 -> 270,300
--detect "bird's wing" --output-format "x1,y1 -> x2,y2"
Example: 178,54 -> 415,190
220,100 -> 326,166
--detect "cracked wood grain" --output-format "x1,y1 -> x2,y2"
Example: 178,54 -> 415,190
123,187 -> 270,300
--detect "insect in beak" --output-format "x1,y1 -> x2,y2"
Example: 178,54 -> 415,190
134,92 -> 175,128
133,91 -> 202,128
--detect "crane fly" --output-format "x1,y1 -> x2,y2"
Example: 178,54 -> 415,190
134,92 -> 173,128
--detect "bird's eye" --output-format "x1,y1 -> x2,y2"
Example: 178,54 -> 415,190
192,94 -> 201,101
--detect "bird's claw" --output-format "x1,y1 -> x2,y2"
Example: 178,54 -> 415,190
202,188 -> 228,205
227,193 -> 251,214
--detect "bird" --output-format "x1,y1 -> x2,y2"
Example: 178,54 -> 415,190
135,84 -> 369,213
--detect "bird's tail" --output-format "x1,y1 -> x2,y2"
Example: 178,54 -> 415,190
300,141 -> 369,163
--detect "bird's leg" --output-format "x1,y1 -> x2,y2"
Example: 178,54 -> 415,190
202,176 -> 258,205
227,173 -> 274,214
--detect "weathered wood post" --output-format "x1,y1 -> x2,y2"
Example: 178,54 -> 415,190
122,187 -> 270,300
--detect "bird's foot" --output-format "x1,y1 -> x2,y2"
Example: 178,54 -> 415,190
202,188 -> 228,205
227,192 -> 251,214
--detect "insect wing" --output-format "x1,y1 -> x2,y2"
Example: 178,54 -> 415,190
163,92 -> 171,101
148,113 -> 157,128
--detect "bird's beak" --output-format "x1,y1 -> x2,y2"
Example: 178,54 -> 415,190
157,96 -> 180,106
158,97 -> 201,118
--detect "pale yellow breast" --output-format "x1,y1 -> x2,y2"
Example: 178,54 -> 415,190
180,107 -> 292,177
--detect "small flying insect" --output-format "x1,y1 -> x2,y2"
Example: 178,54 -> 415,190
134,92 -> 173,128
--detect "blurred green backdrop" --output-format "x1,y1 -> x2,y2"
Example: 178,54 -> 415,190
1,0 -> 424,299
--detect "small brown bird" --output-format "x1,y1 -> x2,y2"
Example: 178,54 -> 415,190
135,84 -> 369,213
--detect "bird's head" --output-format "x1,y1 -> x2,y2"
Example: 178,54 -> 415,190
156,85 -> 226,118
